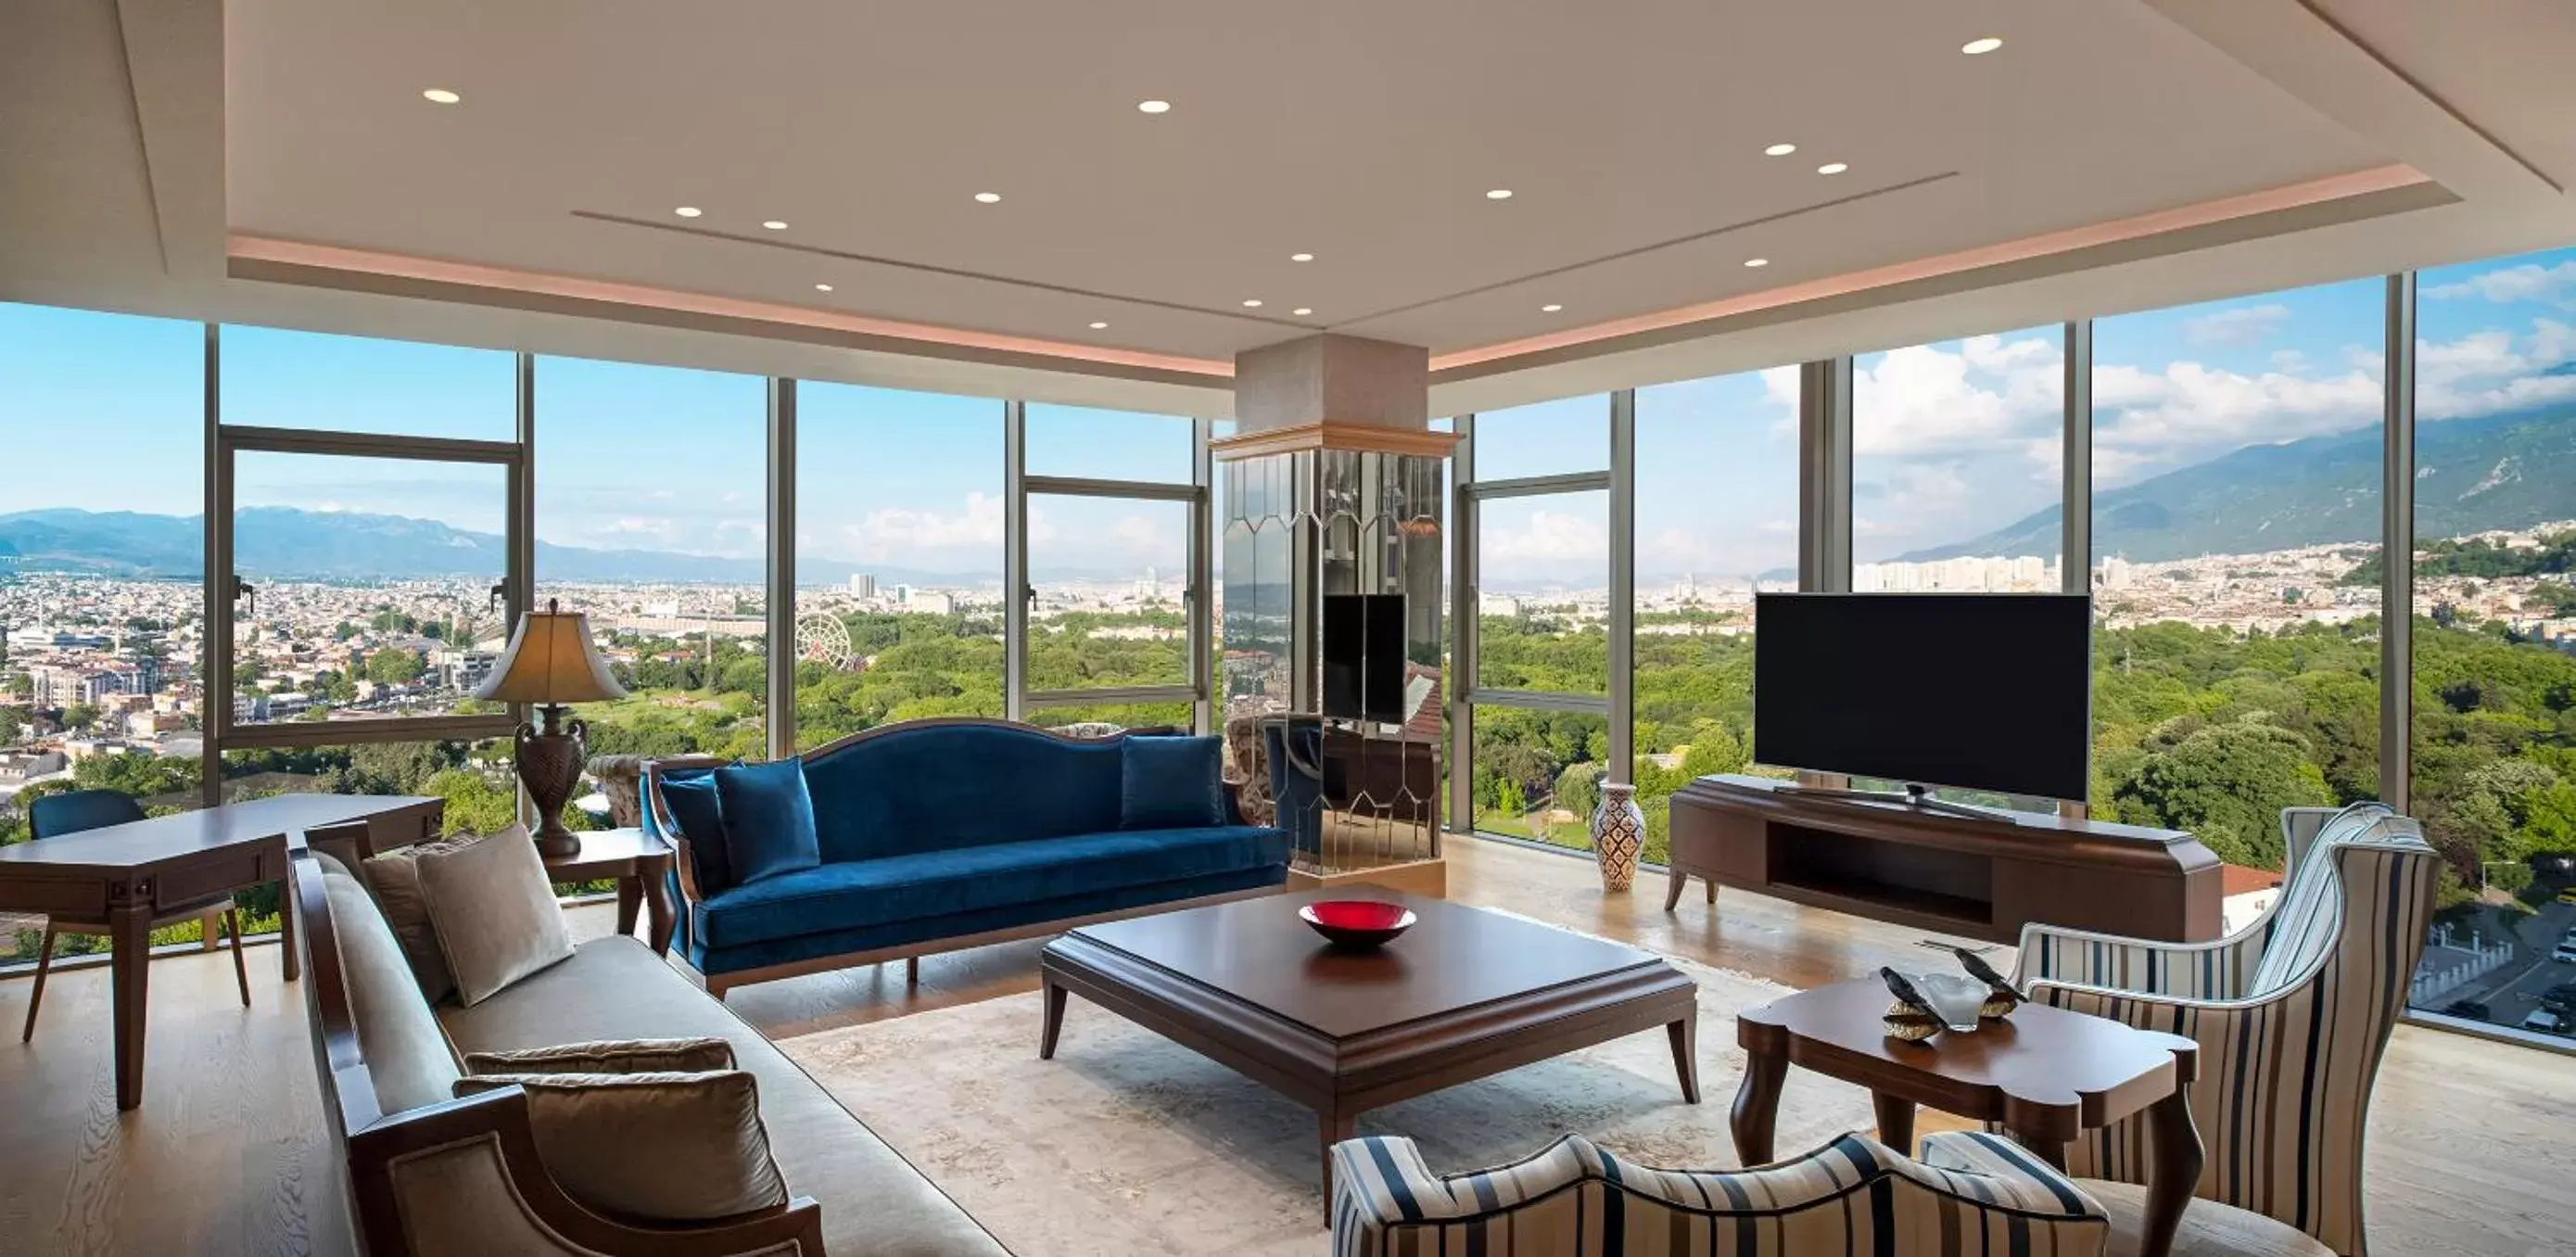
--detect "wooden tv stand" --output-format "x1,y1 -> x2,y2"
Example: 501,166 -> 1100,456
1666,775 -> 2222,945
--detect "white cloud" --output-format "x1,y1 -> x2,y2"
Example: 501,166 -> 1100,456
835,491 -> 1007,560
1850,334 -> 2062,459
2416,318 -> 2576,422
2425,260 -> 2576,309
2182,303 -> 2291,348
1483,508 -> 1607,574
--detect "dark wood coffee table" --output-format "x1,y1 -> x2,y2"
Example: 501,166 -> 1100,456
1732,978 -> 2202,1257
1039,889 -> 1699,1190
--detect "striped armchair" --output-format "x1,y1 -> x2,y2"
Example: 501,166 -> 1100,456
1331,1130 -> 2110,1256
2012,802 -> 2438,1257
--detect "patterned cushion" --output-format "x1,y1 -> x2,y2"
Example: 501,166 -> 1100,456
1331,1131 -> 2107,1256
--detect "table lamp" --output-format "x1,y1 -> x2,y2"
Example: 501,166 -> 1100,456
473,599 -> 628,857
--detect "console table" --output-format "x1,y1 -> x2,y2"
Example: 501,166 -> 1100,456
0,794 -> 440,1110
1667,774 -> 2221,944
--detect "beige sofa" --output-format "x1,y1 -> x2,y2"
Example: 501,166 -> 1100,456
295,841 -> 1006,1256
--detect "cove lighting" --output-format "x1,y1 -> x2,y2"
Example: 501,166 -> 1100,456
1816,162 -> 1848,175
1764,143 -> 1796,157
422,89 -> 461,105
974,192 -> 1002,204
1962,37 -> 2003,55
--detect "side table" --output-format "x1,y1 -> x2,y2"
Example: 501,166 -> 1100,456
1732,977 -> 2202,1257
543,828 -> 677,958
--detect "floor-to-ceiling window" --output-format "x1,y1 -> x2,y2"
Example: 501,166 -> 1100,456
1463,395 -> 1613,848
1015,403 -> 1205,732
1629,369 -> 1796,864
2086,282 -> 2385,873
536,357 -> 769,763
792,384 -> 1006,749
2406,247 -> 2576,1040
0,305 -> 207,957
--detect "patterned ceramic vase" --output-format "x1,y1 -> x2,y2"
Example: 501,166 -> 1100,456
1592,781 -> 1645,892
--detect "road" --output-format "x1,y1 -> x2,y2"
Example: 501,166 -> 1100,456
2451,897 -> 2576,1036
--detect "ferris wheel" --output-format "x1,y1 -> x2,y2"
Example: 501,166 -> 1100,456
795,612 -> 857,670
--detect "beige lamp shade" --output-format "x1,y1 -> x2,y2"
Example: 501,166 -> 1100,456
472,600 -> 628,705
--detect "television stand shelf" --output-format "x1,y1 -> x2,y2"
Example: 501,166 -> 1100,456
1666,775 -> 2222,945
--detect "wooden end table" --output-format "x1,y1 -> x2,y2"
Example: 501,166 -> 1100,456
1039,889 -> 1699,1201
542,828 -> 677,958
1732,978 -> 2202,1257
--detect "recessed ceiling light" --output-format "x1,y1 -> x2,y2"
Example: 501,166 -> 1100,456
1089,321 -> 1110,329
761,221 -> 789,230
973,192 -> 1002,204
1292,308 -> 1313,316
1541,303 -> 1564,312
1242,298 -> 1263,308
674,206 -> 703,218
1961,36 -> 2004,55
422,88 -> 461,105
1137,99 -> 1172,114
1290,252 -> 1314,262
814,283 -> 833,292
1486,189 -> 1515,200
1816,162 -> 1848,175
1763,142 -> 1796,157
1744,258 -> 1770,268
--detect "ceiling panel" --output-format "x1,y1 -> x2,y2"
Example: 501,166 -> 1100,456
223,0 -> 2389,360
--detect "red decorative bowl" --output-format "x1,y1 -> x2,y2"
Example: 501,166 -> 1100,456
1300,899 -> 1417,949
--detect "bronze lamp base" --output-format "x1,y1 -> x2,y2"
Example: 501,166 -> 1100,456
517,704 -> 589,859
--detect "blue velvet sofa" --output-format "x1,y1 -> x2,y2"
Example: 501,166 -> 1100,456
642,718 -> 1293,996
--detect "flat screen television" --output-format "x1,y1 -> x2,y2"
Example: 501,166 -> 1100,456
1752,592 -> 2091,802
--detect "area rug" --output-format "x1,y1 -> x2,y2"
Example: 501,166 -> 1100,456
780,941 -> 1879,1255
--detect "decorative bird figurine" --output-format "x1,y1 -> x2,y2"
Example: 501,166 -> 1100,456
1951,947 -> 2024,1020
1879,968 -> 1944,1042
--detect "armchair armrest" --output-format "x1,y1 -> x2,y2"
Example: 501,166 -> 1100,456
2013,916 -> 2267,1002
349,1086 -> 826,1256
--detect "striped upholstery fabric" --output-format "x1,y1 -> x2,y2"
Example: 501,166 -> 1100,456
1330,1131 -> 2109,1256
2012,803 -> 2436,1257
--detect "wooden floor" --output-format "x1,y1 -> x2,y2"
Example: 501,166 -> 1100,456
1,835 -> 2570,1255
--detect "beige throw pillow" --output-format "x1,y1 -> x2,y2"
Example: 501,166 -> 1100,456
453,1070 -> 789,1222
415,827 -> 575,1007
359,835 -> 479,1004
465,1036 -> 736,1076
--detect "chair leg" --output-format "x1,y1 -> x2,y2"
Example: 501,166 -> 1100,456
21,924 -> 58,1043
906,956 -> 920,987
224,909 -> 252,1008
198,907 -> 222,953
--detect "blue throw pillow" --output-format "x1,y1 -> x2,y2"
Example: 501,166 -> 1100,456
713,758 -> 822,885
656,770 -> 736,894
1121,735 -> 1226,831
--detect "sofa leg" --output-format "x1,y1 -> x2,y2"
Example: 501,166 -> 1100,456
906,956 -> 920,987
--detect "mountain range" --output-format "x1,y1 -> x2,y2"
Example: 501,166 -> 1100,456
1900,403 -> 2576,565
0,506 -> 1000,587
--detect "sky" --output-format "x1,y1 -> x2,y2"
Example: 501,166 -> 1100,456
6,244 -> 2572,585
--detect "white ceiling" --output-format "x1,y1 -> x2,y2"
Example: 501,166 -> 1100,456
4,0 -> 2575,414
222,0 -> 2392,363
